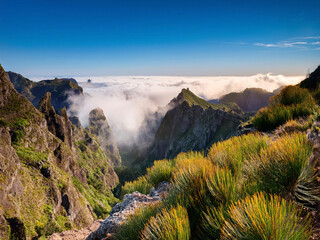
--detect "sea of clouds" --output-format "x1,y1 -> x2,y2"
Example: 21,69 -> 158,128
67,74 -> 303,144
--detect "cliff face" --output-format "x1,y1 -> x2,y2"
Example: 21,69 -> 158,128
87,108 -> 121,167
148,89 -> 244,161
0,65 -> 118,240
7,71 -> 83,112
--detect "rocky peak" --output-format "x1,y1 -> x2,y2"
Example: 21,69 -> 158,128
148,89 -> 244,161
87,108 -> 121,167
89,108 -> 108,126
37,92 -> 73,148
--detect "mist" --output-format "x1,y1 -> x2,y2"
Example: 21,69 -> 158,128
67,74 -> 303,145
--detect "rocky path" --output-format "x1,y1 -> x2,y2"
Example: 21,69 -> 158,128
48,220 -> 103,240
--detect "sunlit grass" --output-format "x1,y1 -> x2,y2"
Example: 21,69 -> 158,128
221,193 -> 312,240
207,133 -> 268,175
141,205 -> 190,240
245,133 -> 312,196
121,176 -> 153,197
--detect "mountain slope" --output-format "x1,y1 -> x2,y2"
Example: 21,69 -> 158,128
148,88 -> 244,161
0,65 -> 118,240
7,71 -> 83,112
219,87 -> 283,112
299,65 -> 320,90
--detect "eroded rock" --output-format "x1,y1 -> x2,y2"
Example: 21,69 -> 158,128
87,181 -> 169,240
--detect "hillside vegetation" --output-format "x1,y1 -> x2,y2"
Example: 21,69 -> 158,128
117,132 -> 317,239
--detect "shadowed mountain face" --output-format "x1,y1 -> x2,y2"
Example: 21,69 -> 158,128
299,65 -> 320,90
216,87 -> 283,112
148,88 -> 244,162
7,71 -> 83,112
0,65 -> 118,240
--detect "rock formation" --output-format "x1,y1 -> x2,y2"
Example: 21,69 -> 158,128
87,108 -> 121,167
148,88 -> 244,161
87,181 -> 169,240
7,71 -> 83,112
0,64 -> 118,239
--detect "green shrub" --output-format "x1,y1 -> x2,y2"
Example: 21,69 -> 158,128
246,133 -> 312,196
121,176 -> 153,197
141,205 -> 190,240
252,105 -> 292,131
147,160 -> 174,186
199,205 -> 229,239
221,193 -> 311,240
271,85 -> 314,106
295,162 -> 320,208
205,167 -> 239,205
252,86 -> 315,131
14,145 -> 48,166
207,133 -> 268,175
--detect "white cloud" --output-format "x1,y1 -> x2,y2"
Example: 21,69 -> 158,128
294,36 -> 320,39
67,74 -> 304,145
254,37 -> 319,50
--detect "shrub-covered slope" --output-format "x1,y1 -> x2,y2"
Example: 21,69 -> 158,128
0,65 -> 118,240
117,132 -> 317,240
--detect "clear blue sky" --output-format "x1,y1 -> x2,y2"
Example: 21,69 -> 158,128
0,0 -> 319,77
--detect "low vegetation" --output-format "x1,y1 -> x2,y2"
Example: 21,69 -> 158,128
118,132 -> 317,239
252,85 -> 316,131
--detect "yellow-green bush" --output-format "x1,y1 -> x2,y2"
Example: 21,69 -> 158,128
121,176 -> 153,197
246,133 -> 312,195
141,205 -> 190,240
207,133 -> 268,175
121,152 -> 203,197
221,193 -> 311,240
147,160 -> 174,186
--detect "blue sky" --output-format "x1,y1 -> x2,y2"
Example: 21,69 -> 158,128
0,0 -> 319,77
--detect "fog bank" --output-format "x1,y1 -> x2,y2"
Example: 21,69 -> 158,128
68,74 -> 303,144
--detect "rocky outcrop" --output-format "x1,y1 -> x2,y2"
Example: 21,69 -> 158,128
0,65 -> 118,240
148,89 -> 244,161
87,108 -> 121,167
7,71 -> 83,112
87,181 -> 169,240
38,92 -> 73,148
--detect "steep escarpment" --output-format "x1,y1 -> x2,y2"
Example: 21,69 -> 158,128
87,108 -> 121,167
148,88 -> 244,161
0,65 -> 118,240
8,71 -> 83,112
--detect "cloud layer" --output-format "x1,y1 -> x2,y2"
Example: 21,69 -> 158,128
68,74 -> 303,145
